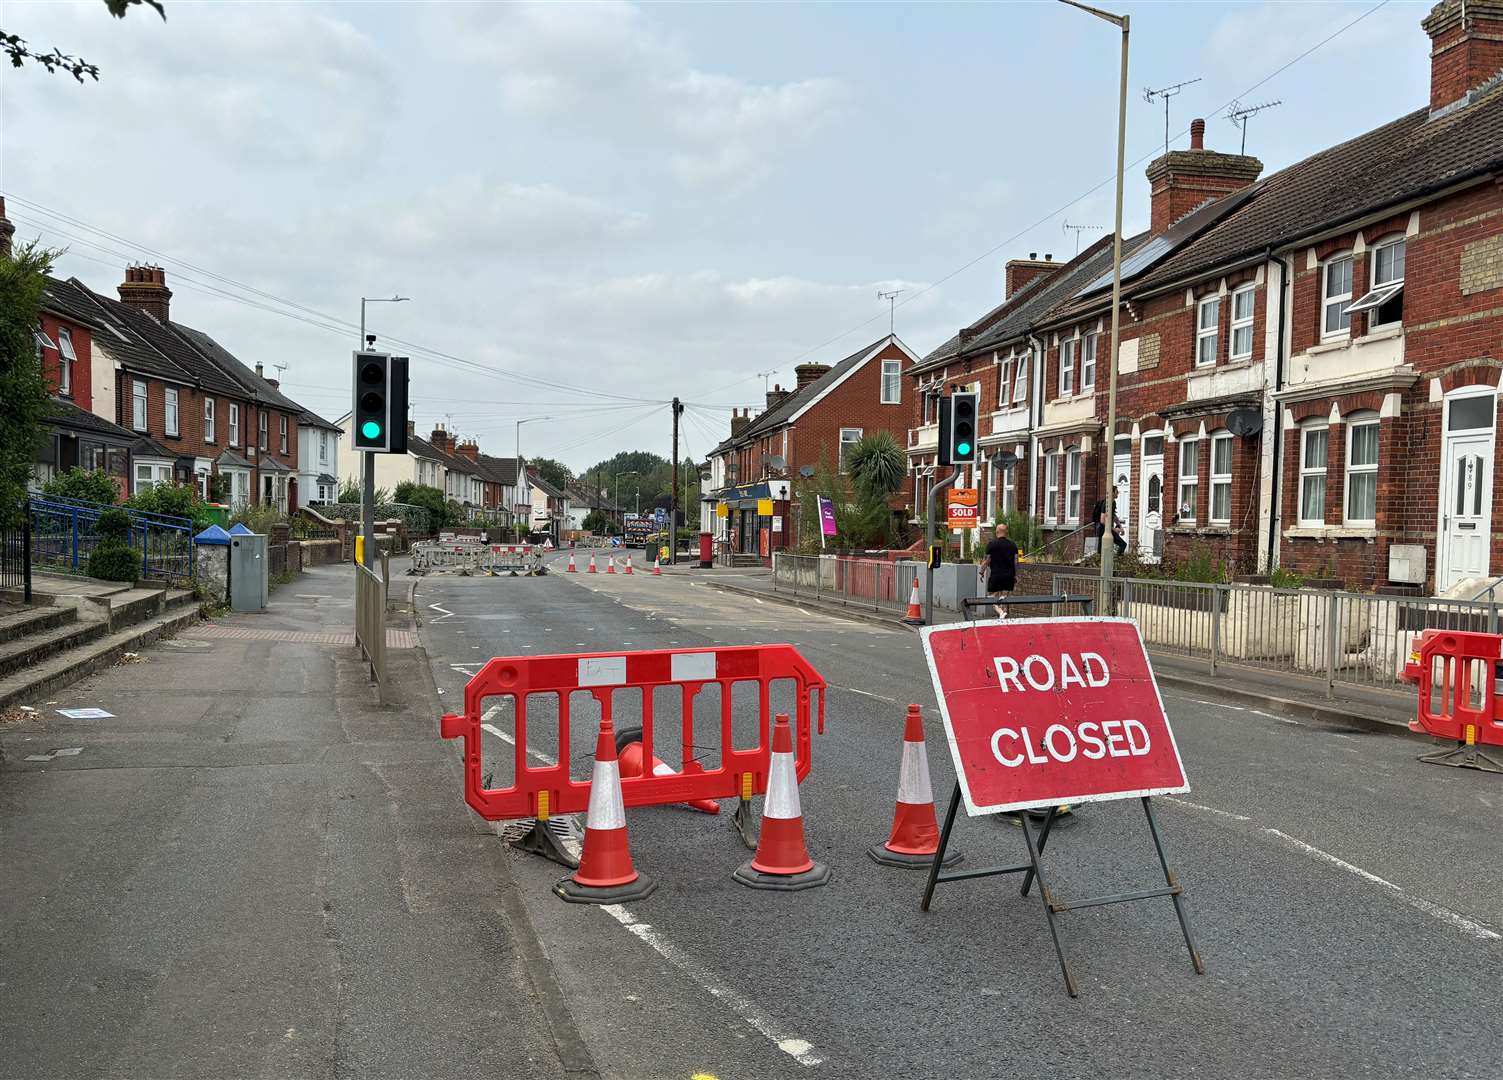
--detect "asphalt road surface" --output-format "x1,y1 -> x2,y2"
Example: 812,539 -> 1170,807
419,547 -> 1503,1080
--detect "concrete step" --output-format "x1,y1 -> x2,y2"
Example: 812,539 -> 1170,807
106,587 -> 167,630
0,604 -> 77,646
0,618 -> 109,682
0,604 -> 202,713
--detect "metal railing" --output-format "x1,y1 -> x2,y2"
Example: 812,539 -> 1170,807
1,502 -> 32,600
27,495 -> 195,585
772,552 -> 917,613
354,558 -> 387,701
1052,573 -> 1503,697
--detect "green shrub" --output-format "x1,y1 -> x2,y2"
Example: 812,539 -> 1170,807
43,467 -> 119,506
87,542 -> 141,583
1270,565 -> 1306,589
1171,542 -> 1229,584
229,503 -> 287,534
126,482 -> 212,529
95,507 -> 133,541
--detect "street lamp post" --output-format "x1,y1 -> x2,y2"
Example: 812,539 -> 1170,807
1059,0 -> 1128,594
515,416 -> 551,539
357,295 -> 409,567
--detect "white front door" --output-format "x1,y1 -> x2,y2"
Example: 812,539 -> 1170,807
1138,441 -> 1164,564
1440,433 -> 1493,589
1113,452 -> 1132,552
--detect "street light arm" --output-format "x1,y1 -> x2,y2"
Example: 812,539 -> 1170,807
1056,0 -> 1126,27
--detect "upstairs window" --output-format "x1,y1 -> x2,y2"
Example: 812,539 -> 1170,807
132,379 -> 148,432
164,387 -> 179,438
997,355 -> 1014,407
1209,431 -> 1233,523
1229,285 -> 1255,361
1081,332 -> 1098,391
57,328 -> 76,395
1196,296 -> 1220,367
880,359 -> 902,404
229,403 -> 240,446
1177,438 -> 1199,521
204,398 -> 216,443
1013,352 -> 1029,404
839,427 -> 862,472
1349,237 -> 1405,329
1299,423 -> 1329,525
319,431 -> 329,465
1059,338 -> 1077,397
279,415 -> 288,454
1323,255 -> 1353,338
259,411 -> 268,451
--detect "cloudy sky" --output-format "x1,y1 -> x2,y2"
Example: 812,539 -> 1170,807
2,0 -> 1434,475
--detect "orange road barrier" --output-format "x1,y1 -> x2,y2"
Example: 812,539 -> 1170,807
1403,628 -> 1503,772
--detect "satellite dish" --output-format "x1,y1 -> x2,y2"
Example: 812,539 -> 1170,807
798,465 -> 815,478
1226,408 -> 1262,437
989,450 -> 1017,466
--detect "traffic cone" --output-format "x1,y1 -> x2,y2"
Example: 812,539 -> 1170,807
653,557 -> 662,576
624,555 -> 634,575
902,577 -> 923,625
607,556 -> 616,574
566,553 -> 578,573
734,714 -> 831,891
587,555 -> 597,574
870,705 -> 961,868
617,737 -> 721,815
555,718 -> 656,905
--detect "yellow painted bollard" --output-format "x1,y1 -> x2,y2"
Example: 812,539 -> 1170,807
355,534 -> 365,565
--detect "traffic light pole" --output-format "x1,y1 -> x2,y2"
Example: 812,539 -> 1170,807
358,309 -> 373,568
924,470 -> 958,627
670,397 -> 682,566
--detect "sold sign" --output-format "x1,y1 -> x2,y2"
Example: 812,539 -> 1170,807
919,617 -> 1188,815
947,488 -> 979,529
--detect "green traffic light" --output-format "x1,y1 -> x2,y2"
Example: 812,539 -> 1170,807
957,441 -> 971,456
361,420 -> 382,440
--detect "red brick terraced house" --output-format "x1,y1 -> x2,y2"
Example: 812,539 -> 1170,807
909,0 -> 1503,595
707,333 -> 920,559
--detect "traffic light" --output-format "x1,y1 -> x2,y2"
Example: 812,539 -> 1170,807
350,351 -> 409,454
938,391 -> 978,466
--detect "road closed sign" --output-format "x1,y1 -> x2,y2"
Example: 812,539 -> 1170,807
920,617 -> 1188,815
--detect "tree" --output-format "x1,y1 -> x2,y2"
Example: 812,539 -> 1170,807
3,0 -> 164,83
0,241 -> 56,528
528,457 -> 573,491
338,478 -> 361,504
392,482 -> 449,532
582,509 -> 608,534
845,432 -> 906,547
42,467 -> 119,506
582,450 -> 670,517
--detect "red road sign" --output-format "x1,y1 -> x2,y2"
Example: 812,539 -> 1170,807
946,488 -> 979,529
920,617 -> 1188,814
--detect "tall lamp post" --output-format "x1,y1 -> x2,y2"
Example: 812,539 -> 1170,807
1059,0 -> 1128,592
357,295 -> 409,566
515,415 -> 551,539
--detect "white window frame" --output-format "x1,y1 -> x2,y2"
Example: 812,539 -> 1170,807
319,430 -> 329,465
229,403 -> 240,447
1344,413 -> 1379,526
1043,450 -> 1059,525
1349,237 -> 1405,329
997,355 -> 1014,408
1209,431 -> 1233,524
57,328 -> 76,395
279,414 -> 288,454
258,411 -> 269,451
1065,447 -> 1082,523
133,460 -> 171,493
1012,352 -> 1029,404
132,379 -> 148,432
1299,422 -> 1330,526
1178,438 -> 1199,522
1081,332 -> 1098,391
204,397 -> 215,443
1195,296 -> 1220,367
1058,337 -> 1077,397
839,427 -> 863,472
164,387 -> 179,438
1322,255 -> 1353,339
880,359 -> 902,404
1228,285 -> 1255,361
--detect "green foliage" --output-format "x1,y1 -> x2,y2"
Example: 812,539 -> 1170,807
582,508 -> 608,533
997,510 -> 1046,557
87,542 -> 140,582
95,507 -> 132,541
529,457 -> 573,490
42,467 -> 118,506
580,450 -> 673,514
229,503 -> 286,534
2,0 -> 164,84
393,482 -> 450,528
846,432 -> 906,502
1270,565 -> 1306,589
1171,542 -> 1230,584
125,482 -> 212,529
0,241 -> 57,528
338,477 -> 361,503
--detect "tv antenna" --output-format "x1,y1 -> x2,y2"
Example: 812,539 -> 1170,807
756,368 -> 777,394
272,362 -> 288,382
1062,221 -> 1106,255
877,288 -> 904,334
1226,99 -> 1282,154
1143,77 -> 1202,156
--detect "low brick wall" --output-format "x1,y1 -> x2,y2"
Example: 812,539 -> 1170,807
302,539 -> 343,566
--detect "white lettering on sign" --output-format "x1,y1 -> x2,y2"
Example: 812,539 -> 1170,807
990,719 -> 1151,767
994,652 -> 1110,692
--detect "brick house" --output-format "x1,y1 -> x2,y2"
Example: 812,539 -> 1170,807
707,333 -> 920,558
908,0 -> 1503,594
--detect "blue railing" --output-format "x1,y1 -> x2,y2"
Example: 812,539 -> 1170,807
27,495 -> 195,585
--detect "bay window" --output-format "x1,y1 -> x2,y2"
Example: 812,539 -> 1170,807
1178,438 -> 1199,521
1209,432 -> 1232,524
1043,451 -> 1058,524
1065,447 -> 1082,523
1299,423 -> 1329,525
1344,415 -> 1379,525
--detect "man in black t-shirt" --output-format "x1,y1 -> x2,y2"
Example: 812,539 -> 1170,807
981,522 -> 1019,618
1092,496 -> 1128,556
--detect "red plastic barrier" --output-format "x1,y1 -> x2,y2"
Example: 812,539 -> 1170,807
1408,629 -> 1503,747
440,645 -> 826,821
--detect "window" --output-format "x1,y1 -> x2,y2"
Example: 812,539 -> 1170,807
997,355 -> 1014,407
880,359 -> 902,404
279,415 -> 288,454
1065,447 -> 1082,523
923,390 -> 938,426
1449,393 -> 1494,431
1299,424 -> 1329,525
1043,451 -> 1058,524
1059,338 -> 1076,396
1081,332 -> 1098,391
164,387 -> 179,438
1177,438 -> 1199,521
1323,256 -> 1353,337
839,427 -> 862,472
319,431 -> 329,465
57,328 -> 76,395
1013,352 -> 1029,404
133,461 -> 171,493
1196,296 -> 1220,367
132,379 -> 147,431
229,404 -> 240,446
1344,415 -> 1379,525
994,461 -> 1016,517
1209,432 -> 1233,523
1229,285 -> 1255,361
1349,237 -> 1405,329
204,398 -> 215,443
258,411 -> 268,451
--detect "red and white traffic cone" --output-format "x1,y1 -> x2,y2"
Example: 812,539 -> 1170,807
870,704 -> 961,868
587,555 -> 597,574
566,553 -> 578,573
606,556 -> 616,574
555,718 -> 656,905
617,735 -> 720,815
653,557 -> 662,576
734,713 -> 830,891
902,577 -> 923,625
624,555 -> 634,575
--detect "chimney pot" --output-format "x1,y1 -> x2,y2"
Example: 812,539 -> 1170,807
1029,252 -> 1037,259
1045,253 -> 1053,261
1190,118 -> 1206,149
255,362 -> 264,378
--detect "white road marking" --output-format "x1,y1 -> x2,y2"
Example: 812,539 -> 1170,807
480,706 -> 555,765
753,597 -> 764,605
428,602 -> 455,622
1166,798 -> 1499,940
599,904 -> 821,1067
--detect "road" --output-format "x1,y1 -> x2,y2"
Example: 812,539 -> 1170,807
418,547 -> 1503,1080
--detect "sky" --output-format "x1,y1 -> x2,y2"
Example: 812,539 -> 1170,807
1,0 -> 1437,477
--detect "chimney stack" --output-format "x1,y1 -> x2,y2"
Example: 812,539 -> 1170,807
430,425 -> 451,453
794,362 -> 831,389
766,384 -> 789,411
0,197 -> 13,259
118,265 -> 173,323
255,362 -> 264,378
407,420 -> 416,436
456,439 -> 479,462
1144,118 -> 1262,234
731,408 -> 750,437
1005,253 -> 1064,298
1424,0 -> 1503,114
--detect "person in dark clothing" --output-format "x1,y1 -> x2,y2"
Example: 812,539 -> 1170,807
1092,496 -> 1128,556
981,522 -> 1019,618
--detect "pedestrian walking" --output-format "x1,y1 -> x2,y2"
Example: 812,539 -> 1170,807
981,522 -> 1018,619
1092,496 -> 1127,557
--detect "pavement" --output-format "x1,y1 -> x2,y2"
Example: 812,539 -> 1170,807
413,545 -> 1503,1080
0,561 -> 581,1080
